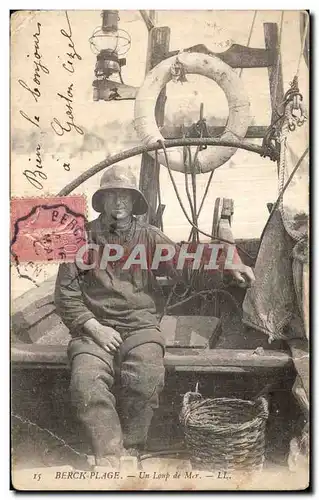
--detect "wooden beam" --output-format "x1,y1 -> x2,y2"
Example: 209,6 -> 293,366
173,366 -> 273,373
145,26 -> 170,75
264,23 -> 284,124
167,43 -> 274,68
93,79 -> 137,101
139,26 -> 170,224
140,10 -> 155,31
165,348 -> 291,367
11,344 -> 292,371
161,125 -> 268,139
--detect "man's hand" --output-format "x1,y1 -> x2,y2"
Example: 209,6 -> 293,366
83,318 -> 122,354
217,219 -> 255,288
230,264 -> 255,288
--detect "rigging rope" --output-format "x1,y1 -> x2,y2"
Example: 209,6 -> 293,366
265,13 -> 309,245
155,149 -> 164,231
239,10 -> 257,78
275,14 -> 309,113
263,13 -> 308,162
158,139 -> 254,261
296,13 -> 309,78
187,169 -> 215,241
183,146 -> 196,226
165,288 -> 242,314
190,143 -> 203,241
258,146 -> 309,249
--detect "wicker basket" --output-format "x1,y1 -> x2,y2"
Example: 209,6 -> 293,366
180,391 -> 269,472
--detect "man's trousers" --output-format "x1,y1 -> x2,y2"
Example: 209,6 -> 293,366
68,338 -> 165,462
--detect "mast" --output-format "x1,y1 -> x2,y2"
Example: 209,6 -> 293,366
139,11 -> 170,224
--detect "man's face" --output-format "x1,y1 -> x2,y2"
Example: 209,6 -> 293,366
103,189 -> 134,220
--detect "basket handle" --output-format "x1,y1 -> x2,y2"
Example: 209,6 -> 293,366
256,396 -> 269,420
182,391 -> 203,409
180,391 -> 203,426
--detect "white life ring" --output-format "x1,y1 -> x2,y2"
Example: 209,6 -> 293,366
134,52 -> 251,173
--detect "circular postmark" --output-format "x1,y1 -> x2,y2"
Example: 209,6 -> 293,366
11,196 -> 87,266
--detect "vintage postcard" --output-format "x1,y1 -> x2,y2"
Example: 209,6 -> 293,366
10,10 -> 309,491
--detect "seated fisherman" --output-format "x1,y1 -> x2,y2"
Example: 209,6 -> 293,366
55,164 -> 181,469
55,162 -> 254,469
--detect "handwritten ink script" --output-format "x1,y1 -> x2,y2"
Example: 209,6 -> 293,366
23,144 -> 47,190
51,84 -> 84,136
19,12 -> 83,190
51,12 -> 84,137
60,11 -> 82,73
19,21 -> 49,127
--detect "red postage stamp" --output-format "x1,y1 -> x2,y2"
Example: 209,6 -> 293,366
10,196 -> 87,263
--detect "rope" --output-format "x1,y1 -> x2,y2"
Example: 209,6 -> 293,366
187,170 -> 215,241
270,14 -> 309,243
166,288 -> 242,314
183,147 -> 196,226
188,116 -> 206,241
263,13 -> 308,162
239,10 -> 257,78
258,146 -> 309,249
155,149 -> 163,231
190,143 -> 203,242
278,125 -> 288,207
296,13 -> 309,78
191,160 -> 199,242
275,13 -> 309,114
158,140 -> 254,261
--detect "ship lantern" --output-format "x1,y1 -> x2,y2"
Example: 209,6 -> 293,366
89,10 -> 131,82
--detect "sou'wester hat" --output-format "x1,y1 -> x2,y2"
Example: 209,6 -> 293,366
92,163 -> 149,215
